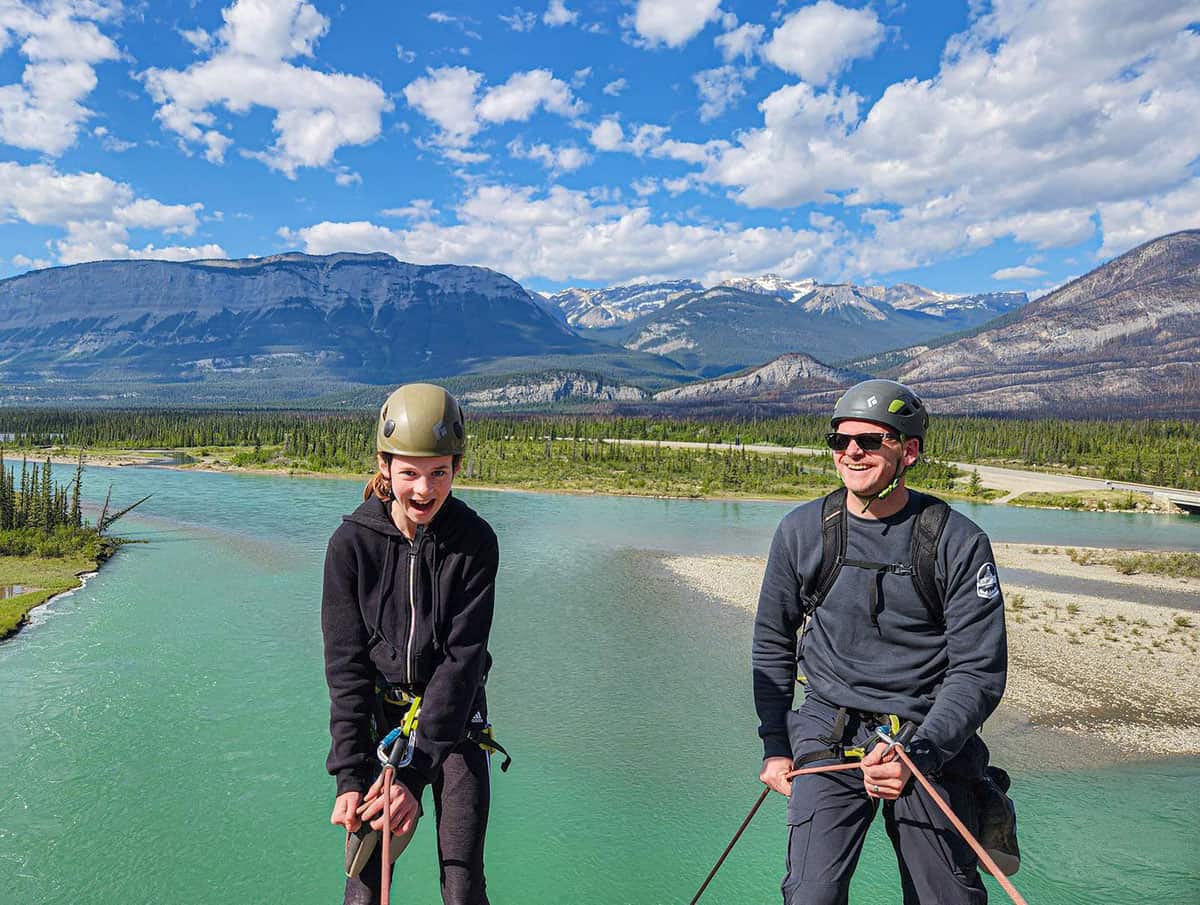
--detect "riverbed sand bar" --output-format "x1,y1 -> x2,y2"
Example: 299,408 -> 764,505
659,544 -> 1200,761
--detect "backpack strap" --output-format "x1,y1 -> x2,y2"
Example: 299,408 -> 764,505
909,492 -> 952,627
808,487 -> 847,612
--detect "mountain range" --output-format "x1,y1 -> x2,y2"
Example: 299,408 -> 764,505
0,253 -> 682,402
0,230 -> 1195,416
543,276 -> 1026,375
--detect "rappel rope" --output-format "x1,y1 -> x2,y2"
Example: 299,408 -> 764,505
687,761 -> 863,905
890,741 -> 1029,905
687,729 -> 1031,905
376,696 -> 422,905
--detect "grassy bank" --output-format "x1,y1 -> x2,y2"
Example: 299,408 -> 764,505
0,539 -> 115,639
62,439 -> 1000,503
1008,489 -> 1175,513
1061,547 -> 1200,579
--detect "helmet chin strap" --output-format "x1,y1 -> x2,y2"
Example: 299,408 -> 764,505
851,457 -> 907,514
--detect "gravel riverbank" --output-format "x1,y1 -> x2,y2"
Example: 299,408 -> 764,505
658,544 -> 1200,763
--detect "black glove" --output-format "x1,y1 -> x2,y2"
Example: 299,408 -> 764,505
905,736 -> 944,776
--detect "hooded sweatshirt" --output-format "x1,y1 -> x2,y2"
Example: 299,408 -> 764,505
322,493 -> 499,798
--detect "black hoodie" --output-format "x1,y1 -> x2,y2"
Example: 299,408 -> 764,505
321,493 -> 499,798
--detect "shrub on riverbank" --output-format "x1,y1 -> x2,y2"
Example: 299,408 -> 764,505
1068,549 -> 1200,579
1008,490 -> 1167,512
0,525 -> 108,558
2,410 -> 1198,490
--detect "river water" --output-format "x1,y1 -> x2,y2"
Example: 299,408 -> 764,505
1,467 -> 1197,904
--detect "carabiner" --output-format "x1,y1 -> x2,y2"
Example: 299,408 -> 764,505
376,728 -> 416,769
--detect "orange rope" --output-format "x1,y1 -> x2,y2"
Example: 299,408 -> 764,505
692,755 -> 1030,905
892,746 -> 1029,905
688,762 -> 864,904
380,765 -> 394,905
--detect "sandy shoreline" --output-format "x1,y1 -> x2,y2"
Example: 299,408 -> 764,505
657,545 -> 1200,765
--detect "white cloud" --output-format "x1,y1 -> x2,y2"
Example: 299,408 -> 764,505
588,116 -> 724,162
12,254 -> 51,271
572,66 -> 592,87
405,67 -> 484,147
477,69 -> 583,122
509,139 -> 592,172
589,118 -> 624,151
0,161 -> 223,266
603,78 -> 627,96
92,125 -> 135,152
443,148 -> 490,164
633,0 -> 723,48
762,1 -> 884,85
142,0 -> 391,177
1097,178 -> 1200,258
698,0 -> 1200,276
631,177 -> 659,197
396,44 -> 416,63
219,0 -> 329,60
0,3 -> 120,155
715,22 -> 764,62
543,0 -> 577,27
125,243 -> 227,262
499,8 -> 537,31
694,65 -> 754,121
283,183 -> 843,285
992,265 -> 1046,280
406,67 -> 584,158
380,199 -> 437,220
180,27 -> 214,53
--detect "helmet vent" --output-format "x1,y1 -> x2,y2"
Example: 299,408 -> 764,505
383,419 -> 396,438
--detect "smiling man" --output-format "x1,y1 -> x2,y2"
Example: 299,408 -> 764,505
752,379 -> 1009,904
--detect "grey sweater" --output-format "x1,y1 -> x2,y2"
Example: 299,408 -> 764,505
752,491 -> 1007,769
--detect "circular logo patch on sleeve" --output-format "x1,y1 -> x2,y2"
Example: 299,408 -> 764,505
976,563 -> 1000,599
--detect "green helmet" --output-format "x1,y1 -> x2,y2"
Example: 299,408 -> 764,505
376,383 -> 466,457
832,379 -> 928,449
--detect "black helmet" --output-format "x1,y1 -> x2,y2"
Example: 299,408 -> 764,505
832,379 -> 928,449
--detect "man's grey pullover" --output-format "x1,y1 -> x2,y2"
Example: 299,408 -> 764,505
752,491 -> 1007,770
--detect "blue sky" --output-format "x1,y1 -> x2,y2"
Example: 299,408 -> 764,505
0,1 -> 1196,296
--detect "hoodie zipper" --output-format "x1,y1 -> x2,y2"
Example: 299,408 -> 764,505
405,525 -> 425,683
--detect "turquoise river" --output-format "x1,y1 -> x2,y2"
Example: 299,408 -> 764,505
1,466 -> 1198,904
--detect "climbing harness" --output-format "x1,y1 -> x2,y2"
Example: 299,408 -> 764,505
345,686 -> 514,901
687,717 -> 902,905
875,724 -> 1030,905
378,682 -> 513,771
688,720 -> 1031,905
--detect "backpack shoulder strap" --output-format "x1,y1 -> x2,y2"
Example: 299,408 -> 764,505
910,492 -> 952,626
807,487 -> 847,611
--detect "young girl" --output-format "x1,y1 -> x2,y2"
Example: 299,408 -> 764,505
322,384 -> 500,905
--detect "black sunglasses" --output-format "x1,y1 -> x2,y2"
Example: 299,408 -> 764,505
825,431 -> 902,451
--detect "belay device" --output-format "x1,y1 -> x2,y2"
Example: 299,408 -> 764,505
344,696 -> 423,881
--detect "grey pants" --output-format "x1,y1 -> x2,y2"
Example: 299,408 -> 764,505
344,703 -> 493,905
783,695 -> 988,905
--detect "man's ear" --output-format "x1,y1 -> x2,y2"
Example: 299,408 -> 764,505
903,439 -> 922,467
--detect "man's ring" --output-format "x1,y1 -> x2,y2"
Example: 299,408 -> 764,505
872,784 -> 880,793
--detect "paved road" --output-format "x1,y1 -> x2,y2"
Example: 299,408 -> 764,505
602,438 -> 1199,501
